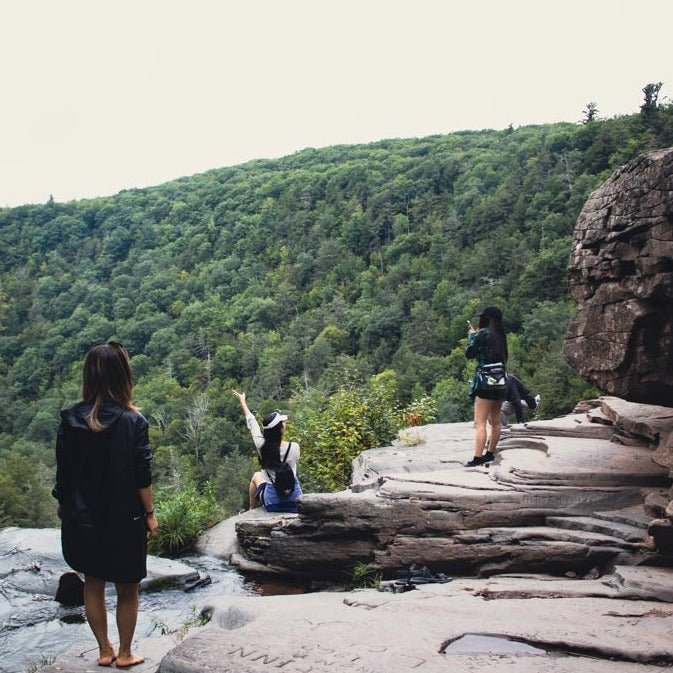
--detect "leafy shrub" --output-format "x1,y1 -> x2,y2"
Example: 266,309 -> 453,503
432,376 -> 473,422
402,395 -> 437,426
149,483 -> 221,557
293,370 -> 404,491
347,562 -> 382,589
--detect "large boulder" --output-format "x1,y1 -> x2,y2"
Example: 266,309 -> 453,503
564,147 -> 673,405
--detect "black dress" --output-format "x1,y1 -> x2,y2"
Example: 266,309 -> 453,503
53,401 -> 152,583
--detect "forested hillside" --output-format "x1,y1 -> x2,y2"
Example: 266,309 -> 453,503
2,91 -> 672,535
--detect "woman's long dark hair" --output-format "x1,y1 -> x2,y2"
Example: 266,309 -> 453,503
259,413 -> 284,469
82,341 -> 137,431
478,306 -> 508,363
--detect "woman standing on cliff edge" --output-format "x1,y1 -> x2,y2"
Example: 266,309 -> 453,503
465,306 -> 508,467
53,341 -> 158,668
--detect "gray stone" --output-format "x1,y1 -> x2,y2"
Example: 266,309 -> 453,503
195,515 -> 241,561
648,519 -> 673,553
39,634 -> 177,673
564,147 -> 673,405
55,571 -> 84,606
158,570 -> 673,673
545,516 -> 648,542
40,396 -> 673,673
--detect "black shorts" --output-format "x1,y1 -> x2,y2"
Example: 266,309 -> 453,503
475,388 -> 506,401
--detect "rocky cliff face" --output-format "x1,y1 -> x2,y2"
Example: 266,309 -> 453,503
564,147 -> 673,405
563,147 -> 673,557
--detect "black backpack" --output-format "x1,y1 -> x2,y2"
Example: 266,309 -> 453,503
266,443 -> 296,499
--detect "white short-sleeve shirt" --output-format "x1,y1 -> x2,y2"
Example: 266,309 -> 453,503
245,412 -> 300,484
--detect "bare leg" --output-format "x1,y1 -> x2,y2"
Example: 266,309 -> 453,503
248,472 -> 265,510
114,582 -> 143,668
83,575 -> 116,665
248,477 -> 256,509
487,400 -> 503,453
473,397 -> 490,458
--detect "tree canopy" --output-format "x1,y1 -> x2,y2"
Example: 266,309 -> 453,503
2,90 -> 672,528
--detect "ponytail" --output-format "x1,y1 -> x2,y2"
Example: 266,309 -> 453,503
478,306 -> 508,363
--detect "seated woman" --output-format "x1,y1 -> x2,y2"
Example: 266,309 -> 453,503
232,390 -> 302,513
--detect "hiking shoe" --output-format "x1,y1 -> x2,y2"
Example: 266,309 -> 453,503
465,456 -> 487,467
483,451 -> 495,462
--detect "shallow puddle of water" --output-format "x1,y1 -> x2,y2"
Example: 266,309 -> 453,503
443,634 -> 548,655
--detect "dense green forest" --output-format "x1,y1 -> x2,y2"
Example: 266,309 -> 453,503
2,86 -> 672,540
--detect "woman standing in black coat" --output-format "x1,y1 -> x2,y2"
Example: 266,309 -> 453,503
53,342 -> 158,668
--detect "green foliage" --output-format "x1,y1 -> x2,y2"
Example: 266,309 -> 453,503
2,97 -> 672,527
149,483 -> 222,557
293,371 -> 403,491
0,451 -> 58,527
432,376 -> 473,422
527,345 -> 600,419
347,562 -> 382,589
402,395 -> 438,426
209,449 -> 256,516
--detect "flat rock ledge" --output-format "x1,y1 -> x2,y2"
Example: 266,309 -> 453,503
42,566 -> 673,673
157,568 -> 673,673
199,397 -> 673,581
1,527 -> 211,673
43,398 -> 673,673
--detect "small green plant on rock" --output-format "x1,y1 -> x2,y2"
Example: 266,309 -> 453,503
398,429 -> 426,447
348,562 -> 382,589
149,483 -> 221,556
174,606 -> 213,643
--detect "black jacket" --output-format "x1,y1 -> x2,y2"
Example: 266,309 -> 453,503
53,401 -> 152,530
505,375 -> 537,423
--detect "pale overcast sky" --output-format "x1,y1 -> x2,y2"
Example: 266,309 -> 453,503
1,0 -> 671,207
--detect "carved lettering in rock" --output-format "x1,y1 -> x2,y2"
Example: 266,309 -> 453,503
225,644 -> 376,672
221,641 -> 430,672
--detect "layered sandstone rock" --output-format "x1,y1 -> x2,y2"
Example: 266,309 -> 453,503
44,401 -> 673,673
564,147 -> 673,405
197,399 -> 673,580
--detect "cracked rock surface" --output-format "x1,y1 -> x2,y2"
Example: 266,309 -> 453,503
157,572 -> 673,672
564,146 -> 673,405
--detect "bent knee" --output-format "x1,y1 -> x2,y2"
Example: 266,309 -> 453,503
250,471 -> 265,487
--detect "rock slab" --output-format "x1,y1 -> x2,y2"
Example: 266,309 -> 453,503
564,147 -> 673,405
207,399 -> 672,580
158,568 -> 673,673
